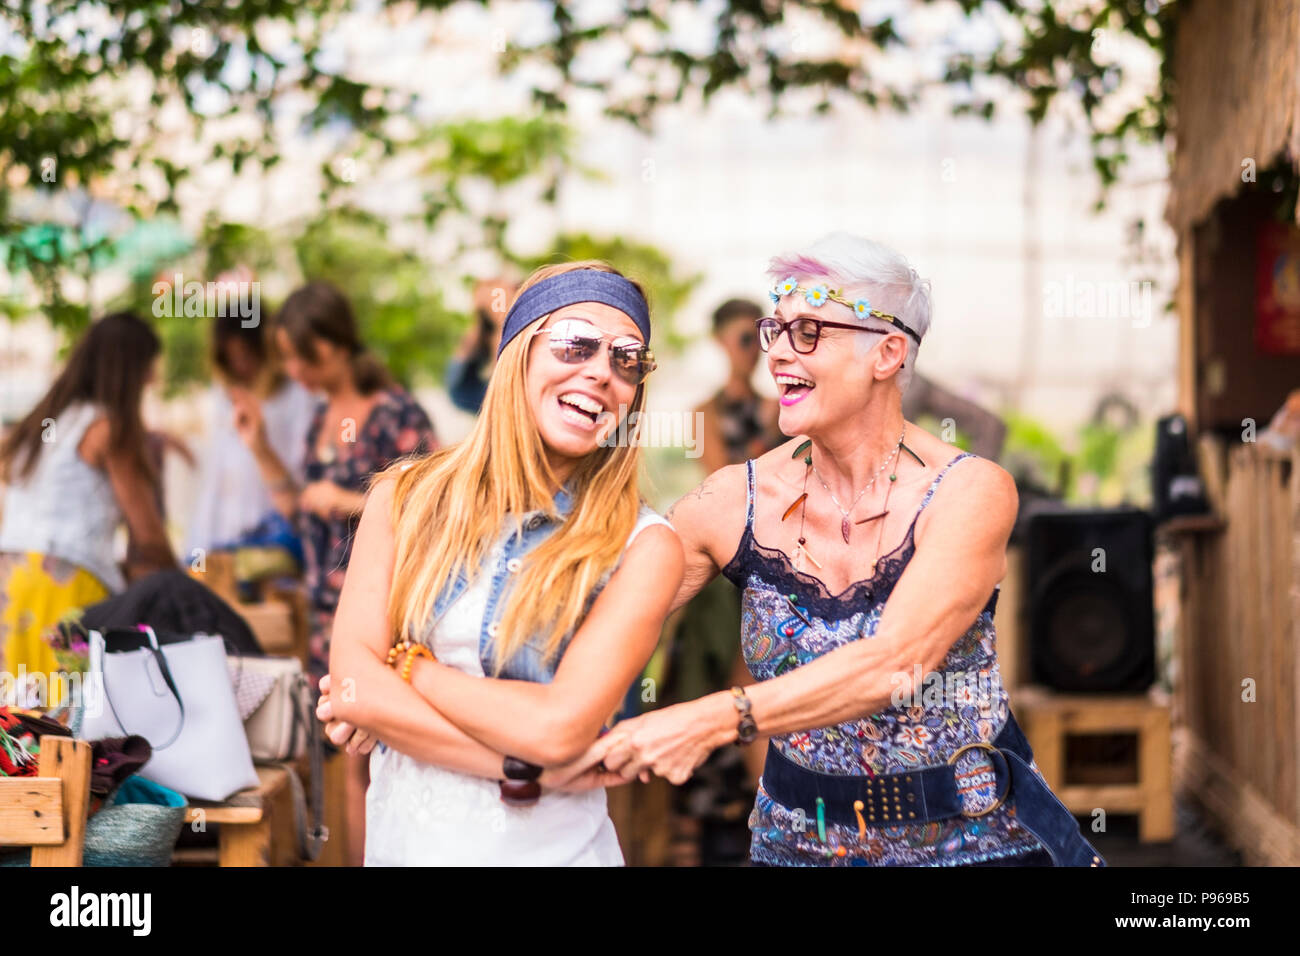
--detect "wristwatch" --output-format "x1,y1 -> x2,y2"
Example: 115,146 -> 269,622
731,686 -> 758,745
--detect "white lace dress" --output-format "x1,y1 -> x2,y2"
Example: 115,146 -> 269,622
365,507 -> 672,866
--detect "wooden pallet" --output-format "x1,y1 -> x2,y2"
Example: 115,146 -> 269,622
1012,685 -> 1175,843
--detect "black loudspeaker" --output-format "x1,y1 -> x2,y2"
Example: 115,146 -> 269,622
1152,413 -> 1210,522
1025,508 -> 1155,693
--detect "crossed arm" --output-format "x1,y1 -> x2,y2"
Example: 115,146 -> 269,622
325,477 -> 685,778
595,457 -> 1019,783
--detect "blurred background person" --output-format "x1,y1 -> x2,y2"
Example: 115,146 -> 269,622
664,297 -> 784,865
444,275 -> 520,414
184,304 -> 316,559
694,298 -> 783,474
232,279 -> 436,866
0,311 -> 177,681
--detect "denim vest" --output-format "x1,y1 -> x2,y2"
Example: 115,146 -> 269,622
421,486 -> 624,684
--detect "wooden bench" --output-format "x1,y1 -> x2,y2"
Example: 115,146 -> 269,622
0,737 -> 92,866
1013,684 -> 1175,842
180,764 -> 298,867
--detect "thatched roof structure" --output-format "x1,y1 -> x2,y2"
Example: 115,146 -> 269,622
1166,0 -> 1300,235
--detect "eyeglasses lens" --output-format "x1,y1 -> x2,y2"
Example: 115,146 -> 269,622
756,318 -> 820,354
792,319 -> 820,353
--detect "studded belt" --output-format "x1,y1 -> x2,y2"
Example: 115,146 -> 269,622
759,709 -> 1107,867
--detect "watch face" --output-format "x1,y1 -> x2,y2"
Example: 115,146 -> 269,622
737,715 -> 758,744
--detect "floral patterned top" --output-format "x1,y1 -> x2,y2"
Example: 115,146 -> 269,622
301,386 -> 436,678
721,452 -> 1047,866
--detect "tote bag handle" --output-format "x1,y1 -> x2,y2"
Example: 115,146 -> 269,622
89,625 -> 187,750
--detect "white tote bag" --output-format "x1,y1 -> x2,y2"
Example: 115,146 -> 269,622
82,626 -> 258,801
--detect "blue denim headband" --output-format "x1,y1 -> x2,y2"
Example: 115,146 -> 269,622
497,270 -> 651,358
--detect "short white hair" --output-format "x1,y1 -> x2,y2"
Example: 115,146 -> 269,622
766,232 -> 931,394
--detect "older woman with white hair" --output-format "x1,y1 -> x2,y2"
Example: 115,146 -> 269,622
594,232 -> 1105,867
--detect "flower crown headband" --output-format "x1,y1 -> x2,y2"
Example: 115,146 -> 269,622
769,276 -> 923,346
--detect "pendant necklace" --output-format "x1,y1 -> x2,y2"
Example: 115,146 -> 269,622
782,426 -> 926,576
810,426 -> 905,544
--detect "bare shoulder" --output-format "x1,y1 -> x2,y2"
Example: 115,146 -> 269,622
923,453 -> 1018,534
665,462 -> 748,564
666,462 -> 746,521
78,416 -> 110,466
366,473 -> 398,510
359,474 -> 400,538
623,521 -> 685,576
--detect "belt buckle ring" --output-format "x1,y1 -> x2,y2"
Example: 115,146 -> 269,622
947,740 -> 1008,818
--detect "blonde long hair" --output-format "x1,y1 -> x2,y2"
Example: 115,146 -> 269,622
383,261 -> 649,674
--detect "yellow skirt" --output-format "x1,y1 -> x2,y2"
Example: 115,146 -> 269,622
0,552 -> 110,699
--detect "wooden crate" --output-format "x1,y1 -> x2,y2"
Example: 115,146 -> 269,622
1012,685 -> 1175,843
179,764 -> 298,867
0,737 -> 92,866
187,553 -> 310,667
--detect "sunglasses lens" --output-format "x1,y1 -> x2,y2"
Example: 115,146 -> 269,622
611,344 -> 653,384
547,320 -> 602,364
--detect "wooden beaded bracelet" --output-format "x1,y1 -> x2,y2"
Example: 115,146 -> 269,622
386,640 -> 436,682
401,645 -> 434,682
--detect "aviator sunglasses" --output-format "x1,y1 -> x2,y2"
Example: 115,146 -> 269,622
532,317 -> 657,385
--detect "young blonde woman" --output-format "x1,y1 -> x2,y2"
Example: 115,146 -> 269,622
315,261 -> 683,865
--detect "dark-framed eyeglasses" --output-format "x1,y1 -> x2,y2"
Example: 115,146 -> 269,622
755,316 -> 887,355
532,317 -> 657,385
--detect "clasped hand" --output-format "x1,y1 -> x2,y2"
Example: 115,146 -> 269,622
581,700 -> 719,786
316,673 -> 377,755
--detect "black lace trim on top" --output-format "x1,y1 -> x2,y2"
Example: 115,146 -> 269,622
720,453 -> 969,621
720,516 -> 919,620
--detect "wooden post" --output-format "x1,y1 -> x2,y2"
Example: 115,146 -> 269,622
1176,239 -> 1197,430
1139,708 -> 1175,842
995,545 -> 1025,691
29,737 -> 91,867
1291,444 -> 1300,828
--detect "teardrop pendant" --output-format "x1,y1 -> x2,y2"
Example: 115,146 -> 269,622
841,517 -> 851,544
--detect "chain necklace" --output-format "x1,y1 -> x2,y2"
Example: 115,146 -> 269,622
810,426 -> 905,544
